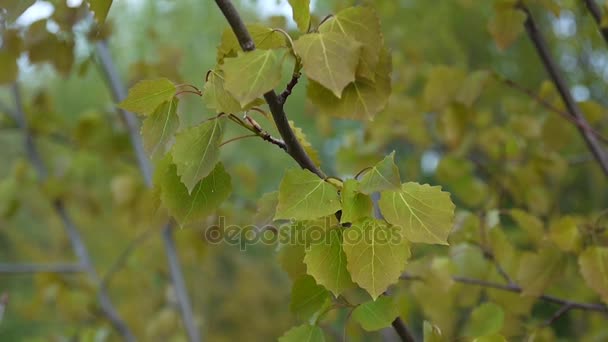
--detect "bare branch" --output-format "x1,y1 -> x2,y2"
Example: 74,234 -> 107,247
391,318 -> 417,342
10,83 -> 136,341
279,72 -> 301,103
582,0 -> 608,44
94,41 -> 201,342
214,0 -> 326,179
520,4 -> 608,176
543,303 -> 574,326
0,263 -> 84,273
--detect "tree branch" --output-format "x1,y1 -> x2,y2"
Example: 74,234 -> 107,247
214,0 -> 326,179
10,83 -> 136,341
520,4 -> 608,176
582,0 -> 608,44
391,318 -> 417,342
0,263 -> 85,273
94,41 -> 201,342
400,273 -> 608,314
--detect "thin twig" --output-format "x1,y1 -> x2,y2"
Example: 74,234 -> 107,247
519,4 -> 608,176
95,41 -> 201,342
391,318 -> 417,342
279,72 -> 301,103
11,83 -> 136,341
0,263 -> 85,273
214,0 -> 325,179
582,0 -> 608,44
400,273 -> 608,314
543,303 -> 574,326
0,292 -> 7,323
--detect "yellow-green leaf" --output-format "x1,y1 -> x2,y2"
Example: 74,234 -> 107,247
516,247 -> 564,297
290,275 -> 330,320
288,0 -> 310,32
222,49 -> 283,107
218,24 -> 285,61
359,151 -> 401,194
171,119 -> 223,193
464,302 -> 504,338
294,32 -> 361,98
379,183 -> 455,245
118,78 -> 176,116
290,121 -> 321,167
278,324 -> 325,342
340,179 -> 372,224
141,98 -> 179,159
343,219 -> 410,299
579,247 -> 608,304
275,169 -> 341,221
488,8 -> 527,51
549,216 -> 581,252
352,296 -> 399,331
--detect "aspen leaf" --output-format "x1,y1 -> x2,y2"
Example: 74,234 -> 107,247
118,78 -> 176,116
343,219 -> 410,299
319,6 -> 383,80
222,49 -> 283,106
549,216 -> 581,252
290,121 -> 321,167
290,275 -> 330,319
203,70 -> 248,113
218,24 -> 285,61
307,47 -> 391,120
352,296 -> 399,331
579,247 -> 608,304
464,302 -> 504,338
294,31 -> 361,98
379,183 -> 455,245
278,324 -> 325,342
517,247 -> 564,297
359,151 -> 401,194
340,179 -> 372,224
275,169 -> 341,221
304,228 -> 355,296
288,0 -> 310,32
154,156 -> 231,225
171,119 -> 223,193
488,8 -> 527,51
141,98 -> 179,159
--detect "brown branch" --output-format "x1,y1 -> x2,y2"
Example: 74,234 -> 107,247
543,303 -> 574,326
10,83 -> 136,341
0,263 -> 85,273
214,0 -> 326,179
95,41 -> 201,342
582,0 -> 608,44
400,273 -> 608,314
280,72 -> 301,103
391,318 -> 417,342
519,4 -> 608,176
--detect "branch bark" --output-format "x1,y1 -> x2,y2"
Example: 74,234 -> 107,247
582,0 -> 608,44
95,41 -> 201,342
10,83 -> 136,341
520,4 -> 608,176
214,0 -> 326,179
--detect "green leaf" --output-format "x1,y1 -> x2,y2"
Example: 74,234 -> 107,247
278,243 -> 307,281
154,156 -> 231,225
343,219 -> 410,299
254,191 -> 278,226
304,228 -> 355,296
378,183 -> 455,245
171,119 -> 223,193
118,78 -> 176,116
579,247 -> 608,304
290,275 -> 331,320
516,247 -> 565,297
202,70 -> 245,113
290,121 -> 321,167
278,324 -> 325,342
359,151 -> 401,194
222,49 -> 283,107
509,209 -> 544,246
307,47 -> 391,120
88,0 -> 112,26
549,216 -> 581,252
141,98 -> 179,159
423,321 -> 443,342
464,302 -> 504,337
473,334 -> 507,342
319,6 -> 382,80
275,169 -> 341,221
218,24 -> 285,61
352,296 -> 399,331
294,32 -> 361,98
340,179 -> 372,224
288,0 -> 310,32
488,8 -> 526,51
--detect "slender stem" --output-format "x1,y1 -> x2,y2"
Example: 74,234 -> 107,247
219,134 -> 259,147
0,263 -> 85,273
94,41 -> 201,342
543,303 -> 574,326
391,318 -> 417,342
11,83 -> 136,341
400,273 -> 608,314
582,0 -> 608,44
0,293 -> 7,323
214,0 -> 326,179
520,4 -> 608,176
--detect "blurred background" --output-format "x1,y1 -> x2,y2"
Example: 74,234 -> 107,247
1,0 -> 608,340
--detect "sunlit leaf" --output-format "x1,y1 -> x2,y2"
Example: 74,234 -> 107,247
304,228 -> 355,296
171,119 -> 223,193
359,151 -> 400,194
379,183 -> 455,245
141,98 -> 179,159
352,296 -> 399,331
118,78 -> 176,116
340,179 -> 372,224
275,169 -> 341,221
294,31 -> 361,98
343,219 -> 410,299
222,49 -> 283,106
